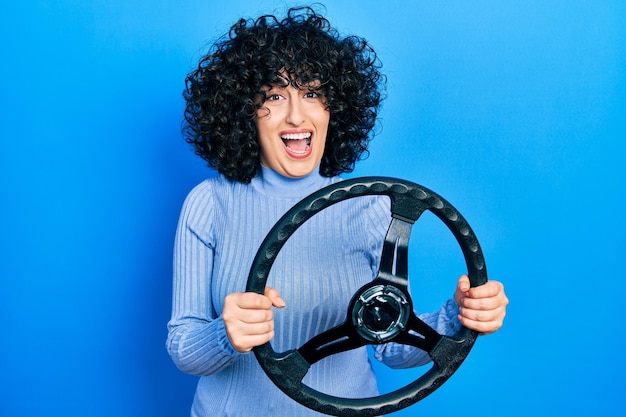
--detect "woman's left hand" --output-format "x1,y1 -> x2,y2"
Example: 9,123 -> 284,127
454,275 -> 508,334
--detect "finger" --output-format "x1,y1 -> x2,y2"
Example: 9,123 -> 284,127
231,319 -> 275,336
229,328 -> 276,353
467,280 -> 504,299
458,303 -> 506,334
223,293 -> 274,326
264,286 -> 286,308
464,283 -> 508,312
223,311 -> 276,352
460,295 -> 498,311
236,308 -> 274,325
457,314 -> 503,335
228,292 -> 273,310
459,304 -> 504,322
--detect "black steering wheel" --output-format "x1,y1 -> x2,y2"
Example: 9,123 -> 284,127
246,177 -> 487,416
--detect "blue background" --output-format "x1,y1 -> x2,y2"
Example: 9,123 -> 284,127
1,1 -> 624,416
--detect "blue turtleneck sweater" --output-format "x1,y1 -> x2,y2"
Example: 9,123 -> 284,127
167,167 -> 461,416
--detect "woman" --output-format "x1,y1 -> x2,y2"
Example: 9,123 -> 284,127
167,6 -> 508,416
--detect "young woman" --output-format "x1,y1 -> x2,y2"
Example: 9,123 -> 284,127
167,6 -> 508,416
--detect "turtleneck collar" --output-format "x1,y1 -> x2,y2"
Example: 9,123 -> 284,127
251,165 -> 334,199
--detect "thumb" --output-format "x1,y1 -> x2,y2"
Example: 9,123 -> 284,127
455,275 -> 471,305
264,286 -> 286,308
457,275 -> 471,293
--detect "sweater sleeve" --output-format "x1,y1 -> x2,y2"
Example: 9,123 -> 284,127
372,299 -> 462,368
166,182 -> 241,376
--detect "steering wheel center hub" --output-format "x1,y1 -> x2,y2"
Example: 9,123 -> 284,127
352,285 -> 411,342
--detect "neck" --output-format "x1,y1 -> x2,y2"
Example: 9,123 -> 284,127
252,165 -> 331,198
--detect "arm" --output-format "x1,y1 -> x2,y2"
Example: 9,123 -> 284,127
165,183 -> 287,374
166,183 -> 240,376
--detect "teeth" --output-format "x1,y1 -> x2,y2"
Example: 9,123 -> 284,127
280,132 -> 311,140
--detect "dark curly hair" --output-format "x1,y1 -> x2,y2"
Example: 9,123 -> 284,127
183,5 -> 385,183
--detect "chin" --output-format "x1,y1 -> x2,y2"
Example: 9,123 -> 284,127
284,165 -> 317,178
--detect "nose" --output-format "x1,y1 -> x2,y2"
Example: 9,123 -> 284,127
286,95 -> 305,126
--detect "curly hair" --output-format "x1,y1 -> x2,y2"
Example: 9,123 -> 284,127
183,5 -> 385,183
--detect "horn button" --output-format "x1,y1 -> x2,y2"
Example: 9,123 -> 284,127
352,285 -> 411,342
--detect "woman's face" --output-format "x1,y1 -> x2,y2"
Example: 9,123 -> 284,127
255,82 -> 330,178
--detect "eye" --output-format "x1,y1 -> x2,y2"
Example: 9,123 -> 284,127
266,93 -> 283,101
304,90 -> 323,100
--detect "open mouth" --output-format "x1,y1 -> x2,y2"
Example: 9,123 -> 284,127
281,132 -> 312,156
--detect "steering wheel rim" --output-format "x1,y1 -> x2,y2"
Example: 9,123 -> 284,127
246,177 -> 487,416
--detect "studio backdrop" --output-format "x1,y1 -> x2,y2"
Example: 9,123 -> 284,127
1,1 -> 624,416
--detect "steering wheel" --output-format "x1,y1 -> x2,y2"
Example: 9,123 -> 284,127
246,177 -> 487,416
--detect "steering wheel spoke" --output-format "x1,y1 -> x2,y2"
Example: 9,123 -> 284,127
429,332 -> 478,371
298,322 -> 365,365
256,344 -> 311,387
376,217 -> 413,289
393,312 -> 442,353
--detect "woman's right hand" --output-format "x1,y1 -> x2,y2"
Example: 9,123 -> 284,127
222,287 -> 286,353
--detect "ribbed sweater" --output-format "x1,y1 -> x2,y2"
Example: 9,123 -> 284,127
167,166 -> 461,416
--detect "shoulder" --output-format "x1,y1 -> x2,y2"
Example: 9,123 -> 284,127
181,178 -> 215,211
183,174 -> 244,205
179,175 -> 240,229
